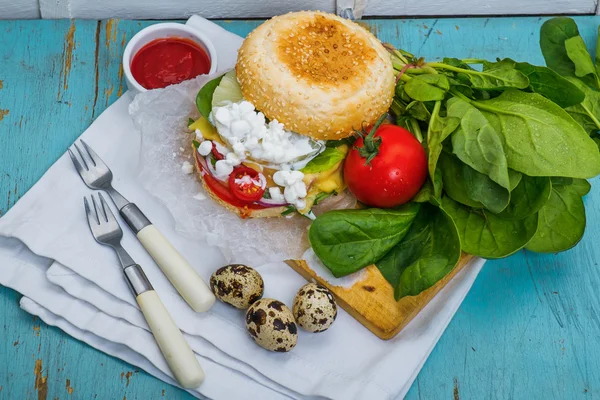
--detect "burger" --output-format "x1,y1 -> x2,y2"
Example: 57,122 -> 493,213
189,11 -> 395,218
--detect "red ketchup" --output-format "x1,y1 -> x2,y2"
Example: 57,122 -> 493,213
130,37 -> 211,89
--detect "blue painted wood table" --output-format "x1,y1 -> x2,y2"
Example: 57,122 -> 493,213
1,16 -> 600,400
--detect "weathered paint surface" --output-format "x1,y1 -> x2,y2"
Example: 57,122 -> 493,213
1,17 -> 600,399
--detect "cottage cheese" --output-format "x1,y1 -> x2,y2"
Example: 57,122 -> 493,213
273,170 -> 307,210
211,100 -> 323,169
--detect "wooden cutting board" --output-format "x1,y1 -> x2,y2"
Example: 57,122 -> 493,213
285,254 -> 473,340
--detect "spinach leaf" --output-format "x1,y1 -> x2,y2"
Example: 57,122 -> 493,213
496,175 -> 551,220
376,203 -> 461,299
462,164 -> 510,213
471,90 -> 600,178
427,101 -> 460,182
406,101 -> 432,122
308,205 -> 420,277
564,35 -> 600,85
447,98 -> 511,189
596,26 -> 600,71
540,17 -> 599,90
442,196 -> 539,258
564,78 -> 600,134
571,178 -> 591,196
512,61 -> 585,108
509,170 -> 523,190
404,74 -> 450,102
439,61 -> 529,90
540,17 -> 581,78
413,169 -> 443,205
301,147 -> 347,174
553,177 -> 591,196
196,75 -> 224,119
438,152 -> 484,208
526,181 -> 586,253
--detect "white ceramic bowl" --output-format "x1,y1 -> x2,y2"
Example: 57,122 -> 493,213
122,23 -> 218,95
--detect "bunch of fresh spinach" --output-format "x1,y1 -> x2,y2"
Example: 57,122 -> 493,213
309,17 -> 600,300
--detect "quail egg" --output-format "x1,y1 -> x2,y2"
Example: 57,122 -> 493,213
210,264 -> 264,309
245,298 -> 298,352
293,283 -> 337,333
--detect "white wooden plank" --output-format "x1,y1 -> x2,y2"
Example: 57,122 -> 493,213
365,0 -> 597,16
41,0 -> 336,19
0,0 -> 40,18
37,0 -> 598,19
39,0 -> 71,18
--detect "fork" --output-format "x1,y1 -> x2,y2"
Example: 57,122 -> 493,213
84,193 -> 204,389
68,140 -> 215,313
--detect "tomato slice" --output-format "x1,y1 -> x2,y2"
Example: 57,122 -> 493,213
195,152 -> 267,210
228,166 -> 266,202
211,143 -> 225,160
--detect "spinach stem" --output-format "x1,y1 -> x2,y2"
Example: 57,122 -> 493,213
460,58 -> 486,64
582,104 -> 600,130
409,118 -> 423,142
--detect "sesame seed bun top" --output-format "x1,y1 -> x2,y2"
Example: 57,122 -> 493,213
236,11 -> 395,141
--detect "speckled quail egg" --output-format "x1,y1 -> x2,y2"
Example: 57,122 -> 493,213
210,264 -> 264,309
293,283 -> 337,333
245,298 -> 298,352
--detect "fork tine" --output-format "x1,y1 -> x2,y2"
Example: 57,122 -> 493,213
98,192 -> 114,223
68,149 -> 87,177
84,196 -> 99,226
91,193 -> 104,224
80,140 -> 103,168
73,143 -> 90,171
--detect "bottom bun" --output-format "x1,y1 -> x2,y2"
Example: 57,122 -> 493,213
193,146 -> 287,219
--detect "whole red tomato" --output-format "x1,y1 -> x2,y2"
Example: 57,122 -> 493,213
344,122 -> 427,208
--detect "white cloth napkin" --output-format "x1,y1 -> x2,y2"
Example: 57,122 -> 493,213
0,15 -> 485,400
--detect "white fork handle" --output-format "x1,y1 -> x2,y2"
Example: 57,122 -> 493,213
137,225 -> 216,312
137,290 -> 205,388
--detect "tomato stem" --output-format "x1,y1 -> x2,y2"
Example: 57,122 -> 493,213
356,113 -> 388,165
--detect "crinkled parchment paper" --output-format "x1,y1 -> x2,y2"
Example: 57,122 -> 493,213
129,75 -> 355,265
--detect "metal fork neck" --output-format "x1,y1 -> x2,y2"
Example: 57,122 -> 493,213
105,187 -> 129,210
113,245 -> 136,269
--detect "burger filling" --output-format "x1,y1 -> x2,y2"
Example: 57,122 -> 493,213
190,70 -> 349,217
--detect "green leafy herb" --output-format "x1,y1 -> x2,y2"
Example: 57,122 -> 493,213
496,175 -> 551,220
188,118 -> 195,127
308,205 -> 420,277
376,203 -> 461,299
564,78 -> 600,134
313,191 -> 334,205
540,17 -> 600,90
427,101 -> 460,182
447,98 -> 511,189
564,35 -> 600,84
461,164 -> 510,214
404,74 -> 450,101
512,61 -> 585,108
196,75 -> 224,119
526,180 -> 586,253
430,61 -> 529,90
466,90 -> 600,178
301,147 -> 347,174
412,169 -> 442,206
438,152 -> 484,209
281,206 -> 297,216
192,140 -> 200,149
570,178 -> 591,196
540,17 -> 581,78
442,196 -> 539,258
406,101 -> 432,122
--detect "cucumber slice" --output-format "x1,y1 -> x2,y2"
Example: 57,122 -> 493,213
212,69 -> 243,108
